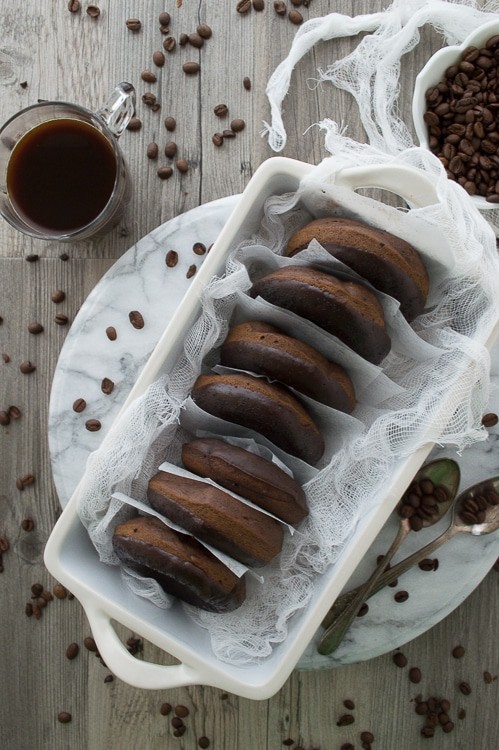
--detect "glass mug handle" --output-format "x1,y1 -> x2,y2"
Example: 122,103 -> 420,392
96,82 -> 136,137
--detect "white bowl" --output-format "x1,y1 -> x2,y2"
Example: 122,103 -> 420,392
44,156 -> 498,699
412,19 -> 499,211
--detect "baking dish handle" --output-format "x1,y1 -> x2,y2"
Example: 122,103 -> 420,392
334,163 -> 440,208
85,602 -> 203,690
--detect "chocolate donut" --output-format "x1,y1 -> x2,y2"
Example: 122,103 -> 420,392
191,371 -> 325,464
147,470 -> 284,567
220,320 -> 356,412
181,437 -> 308,525
250,265 -> 390,364
286,216 -> 429,321
112,515 -> 246,613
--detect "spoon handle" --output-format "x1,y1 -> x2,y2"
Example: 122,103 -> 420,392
320,524 -> 460,632
317,520 -> 411,655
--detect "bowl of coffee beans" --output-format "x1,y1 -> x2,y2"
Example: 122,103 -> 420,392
412,19 -> 499,209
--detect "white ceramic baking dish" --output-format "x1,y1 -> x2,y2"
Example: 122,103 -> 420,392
44,156 -> 499,700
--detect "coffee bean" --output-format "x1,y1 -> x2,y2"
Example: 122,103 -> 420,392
188,33 -> 204,48
193,242 -> 206,255
164,116 -> 176,131
125,18 -> 141,31
0,537 -> 9,553
25,602 -> 33,616
357,602 -> 369,617
141,70 -> 157,83
20,361 -> 36,374
274,1 -> 286,15
129,310 -> 144,329
160,702 -> 172,715
243,76 -> 251,90
164,141 -> 177,158
171,716 -> 184,729
0,411 -> 10,426
59,252 -> 69,261
67,0 -> 80,12
482,412 -> 498,427
237,0 -> 251,13
142,92 -> 157,107
176,158 -> 189,173
66,642 -> 79,660
16,477 -> 25,490
483,671 -> 493,683
452,645 -> 465,658
186,264 -> 197,279
253,0 -> 265,10
222,129 -> 236,138
101,378 -> 114,395
166,250 -> 179,267
175,705 -> 189,718
394,590 -> 409,603
393,651 -> 408,667
147,142 -> 159,159
361,732 -> 374,744
6,403 -> 19,417
336,713 -> 355,726
105,326 -> 117,341
127,117 -> 142,131
28,321 -> 44,334
459,681 -> 471,695
31,582 -> 43,597
458,708 -> 466,719
343,699 -> 355,710
282,740 -> 294,747
212,132 -> 224,147
86,5 -> 100,18
53,583 -> 68,599
198,738 -> 210,749
288,9 -> 304,24
57,712 -> 72,724
21,518 -> 34,532
1,352 -> 8,363
409,667 -> 422,683
84,636 -> 98,652
85,419 -> 101,432
25,253 -> 39,262
157,166 -> 173,180
197,24 -> 212,39
54,314 -> 69,326
340,745 -> 355,750
153,50 -> 165,67
183,62 -> 200,75
104,674 -> 114,683
173,727 -> 186,738
230,118 -> 245,132
421,726 -> 434,737
214,103 -> 229,117
159,11 -> 171,26
179,33 -> 188,46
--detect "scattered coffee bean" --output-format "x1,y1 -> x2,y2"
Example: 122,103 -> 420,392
68,0 -> 81,11
214,103 -> 229,117
53,583 -> 68,599
361,731 -> 374,744
55,314 -> 69,325
2,353 -> 10,363
162,36 -> 176,53
129,310 -> 144,329
393,651 -> 408,668
0,537 -> 9,553
142,92 -> 157,107
42,590 -> 53,602
25,253 -> 39,262
159,11 -> 171,26
57,712 -> 72,724
66,643 -> 79,660
141,70 -> 157,83
198,738 -> 210,749
357,602 -> 369,617
27,321 -> 44,334
20,360 -> 36,374
222,129 -> 236,139
243,76 -> 251,90
25,602 -> 33,616
274,1 -> 286,15
157,166 -> 173,180
59,252 -> 69,261
164,116 -> 176,131
104,674 -> 114,683
86,5 -> 100,18
230,118 -> 245,132
31,583 -> 43,597
176,158 -> 189,173
237,0 -> 252,13
165,250 -> 179,267
458,708 -> 466,719
253,0 -> 265,10
171,716 -> 184,729
193,242 -> 206,255
197,23 -> 212,39
160,702 -> 172,715
183,61 -> 200,75
212,132 -> 224,146
186,264 -> 197,279
101,378 -> 114,395
152,50 -> 165,67
21,518 -> 34,532
340,745 -> 355,750
336,713 -> 355,726
343,699 -> 355,710
188,33 -> 204,48
418,557 -> 438,571
288,9 -> 304,24
147,142 -> 159,159
164,141 -> 177,158
282,741 -> 294,747
409,667 -> 422,683
459,681 -> 471,695
127,117 -> 142,131
125,18 -> 141,31
21,474 -> 35,487
482,412 -> 498,427
0,411 -> 10,426
483,670 -> 493,683
173,727 -> 186,738
179,33 -> 188,46
85,419 -> 101,432
394,590 -> 409,603
3,404 -> 16,418
452,645 -> 465,658
421,726 -> 434,737
175,705 -> 189,718
32,604 -> 42,620
84,636 -> 98,652
105,326 -> 117,341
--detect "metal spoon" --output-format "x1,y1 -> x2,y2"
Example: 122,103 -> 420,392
316,458 -> 461,655
317,472 -> 499,655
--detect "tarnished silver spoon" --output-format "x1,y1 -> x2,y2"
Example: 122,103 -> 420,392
317,458 -> 471,655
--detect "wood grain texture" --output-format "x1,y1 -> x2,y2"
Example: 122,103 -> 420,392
0,2 -> 497,749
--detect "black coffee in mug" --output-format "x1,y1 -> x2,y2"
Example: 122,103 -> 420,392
7,118 -> 117,234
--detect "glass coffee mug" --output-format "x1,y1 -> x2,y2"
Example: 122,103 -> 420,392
0,82 -> 135,241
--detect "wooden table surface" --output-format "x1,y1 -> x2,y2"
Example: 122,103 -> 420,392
1,2 -> 497,749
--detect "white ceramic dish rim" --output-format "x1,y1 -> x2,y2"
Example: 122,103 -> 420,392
412,18 -> 499,211
44,156 -> 499,700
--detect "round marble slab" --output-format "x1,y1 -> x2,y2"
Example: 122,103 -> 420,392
48,195 -> 499,670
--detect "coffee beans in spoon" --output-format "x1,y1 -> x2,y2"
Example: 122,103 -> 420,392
398,471 -> 455,531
